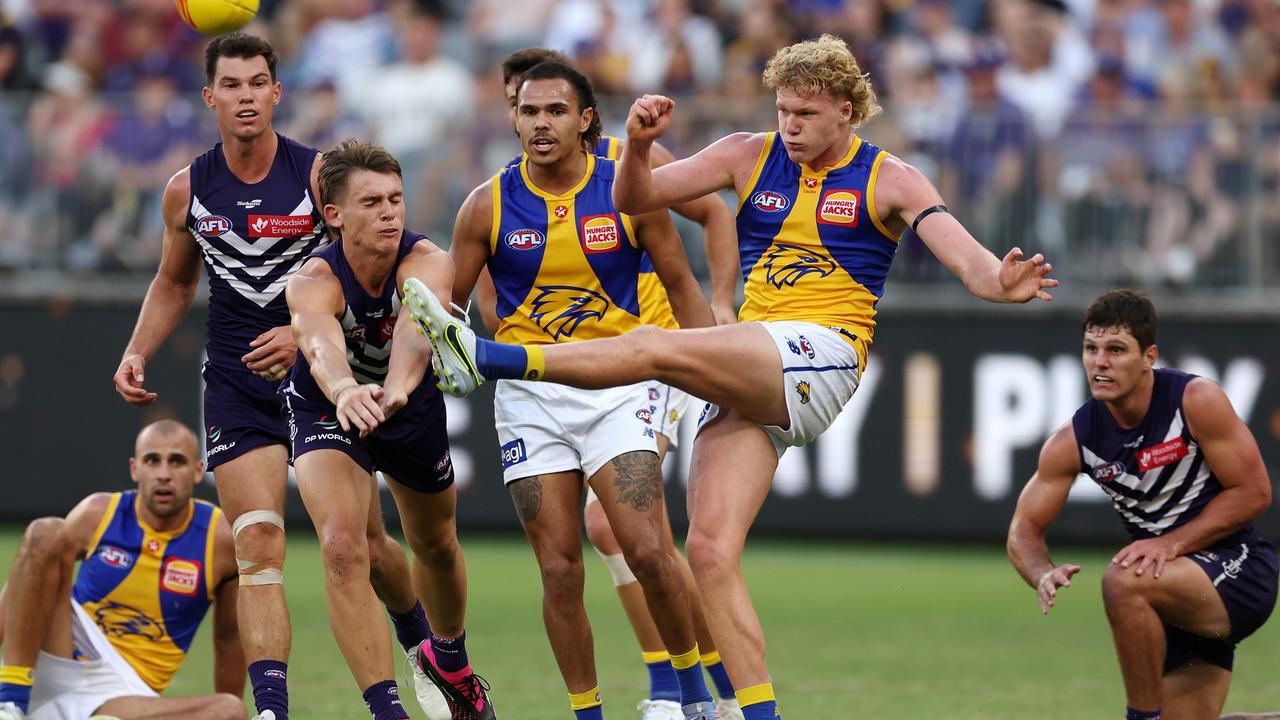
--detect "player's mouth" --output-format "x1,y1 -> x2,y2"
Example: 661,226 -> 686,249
236,109 -> 259,120
378,226 -> 400,238
529,136 -> 556,152
1092,374 -> 1114,385
153,487 -> 175,501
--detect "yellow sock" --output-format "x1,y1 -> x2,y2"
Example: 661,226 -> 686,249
669,645 -> 700,671
523,345 -> 545,381
737,682 -> 776,707
568,686 -> 602,710
642,650 -> 671,664
0,666 -> 33,686
700,650 -> 722,667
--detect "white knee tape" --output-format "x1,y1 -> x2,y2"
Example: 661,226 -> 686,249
232,509 -> 285,538
595,547 -> 638,587
232,509 -> 286,587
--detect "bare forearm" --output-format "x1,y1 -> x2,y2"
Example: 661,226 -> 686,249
666,279 -> 715,329
615,141 -> 658,215
679,197 -> 738,312
213,639 -> 246,696
961,250 -> 1008,303
384,314 -> 431,397
1008,523 -> 1056,588
304,340 -> 358,403
124,276 -> 198,358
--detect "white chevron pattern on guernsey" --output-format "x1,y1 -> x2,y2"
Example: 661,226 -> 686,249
1082,409 -> 1210,534
339,308 -> 394,385
188,194 -> 325,308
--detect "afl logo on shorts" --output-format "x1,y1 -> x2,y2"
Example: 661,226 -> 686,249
817,190 -> 860,226
636,408 -> 653,424
98,545 -> 133,569
505,228 -> 545,251
195,215 -> 232,238
751,191 -> 789,213
580,214 -> 620,253
161,559 -> 202,597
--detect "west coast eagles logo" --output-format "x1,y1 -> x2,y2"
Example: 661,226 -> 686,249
763,243 -> 836,289
93,601 -> 166,642
529,286 -> 610,340
795,380 -> 811,405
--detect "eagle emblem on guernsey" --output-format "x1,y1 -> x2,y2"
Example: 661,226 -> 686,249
763,243 -> 836,289
94,601 -> 166,642
528,286 -> 610,340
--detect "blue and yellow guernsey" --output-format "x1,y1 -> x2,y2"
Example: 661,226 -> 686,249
736,132 -> 898,369
489,152 -> 646,345
509,136 -> 678,331
72,492 -> 221,692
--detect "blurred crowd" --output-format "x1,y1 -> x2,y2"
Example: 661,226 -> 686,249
2,0 -> 1280,290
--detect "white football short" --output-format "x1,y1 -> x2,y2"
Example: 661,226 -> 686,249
644,381 -> 698,448
29,601 -> 158,720
494,379 -> 660,484
698,321 -> 860,457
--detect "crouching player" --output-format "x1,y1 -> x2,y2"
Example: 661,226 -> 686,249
1008,290 -> 1278,720
282,140 -> 495,720
0,420 -> 245,720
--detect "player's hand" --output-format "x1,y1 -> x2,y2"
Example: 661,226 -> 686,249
243,325 -> 296,381
998,247 -> 1059,303
1035,563 -> 1081,615
1112,537 -> 1181,579
335,383 -> 385,438
114,353 -> 157,407
625,94 -> 675,145
378,385 -> 408,420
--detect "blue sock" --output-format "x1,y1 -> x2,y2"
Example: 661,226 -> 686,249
644,653 -> 680,702
742,700 -> 779,719
475,338 -> 527,380
1126,709 -> 1160,720
430,631 -> 470,673
573,706 -> 604,720
248,660 -> 289,720
0,681 -> 32,714
362,679 -> 408,720
388,601 -> 431,653
670,647 -> 713,706
702,654 -> 735,700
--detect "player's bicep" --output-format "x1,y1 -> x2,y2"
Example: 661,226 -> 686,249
286,267 -> 345,352
398,243 -> 455,309
1185,379 -> 1270,495
157,169 -> 202,286
449,184 -> 493,305
647,134 -> 745,207
63,493 -> 113,557
1012,425 -> 1081,533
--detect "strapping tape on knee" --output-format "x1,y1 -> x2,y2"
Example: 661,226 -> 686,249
594,547 -> 638,587
232,510 -> 286,587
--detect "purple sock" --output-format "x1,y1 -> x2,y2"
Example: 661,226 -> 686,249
388,601 -> 432,652
363,679 -> 409,720
430,631 -> 470,673
248,660 -> 289,720
1126,709 -> 1161,720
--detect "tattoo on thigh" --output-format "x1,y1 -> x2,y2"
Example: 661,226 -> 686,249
510,476 -> 543,522
610,452 -> 661,512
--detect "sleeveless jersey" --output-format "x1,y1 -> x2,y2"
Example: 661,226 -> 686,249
736,133 -> 899,368
488,152 -> 645,345
187,134 -> 328,371
508,136 -> 678,330
291,231 -> 442,406
73,492 -> 221,692
1072,369 -> 1251,542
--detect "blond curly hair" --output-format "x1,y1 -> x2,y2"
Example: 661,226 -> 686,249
762,34 -> 881,128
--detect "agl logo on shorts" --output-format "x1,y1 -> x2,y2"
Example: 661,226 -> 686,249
580,214 -> 620,253
817,190 -> 859,226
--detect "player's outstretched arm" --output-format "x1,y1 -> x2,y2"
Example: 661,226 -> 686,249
875,155 -> 1058,304
209,514 -> 245,696
447,181 -> 495,311
384,241 -> 455,416
1008,424 -> 1082,615
1111,378 -> 1273,578
286,259 -> 384,436
114,168 -> 203,407
614,94 -> 747,215
646,142 -> 739,324
634,209 -> 715,330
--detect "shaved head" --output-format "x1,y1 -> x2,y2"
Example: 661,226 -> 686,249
135,419 -> 198,457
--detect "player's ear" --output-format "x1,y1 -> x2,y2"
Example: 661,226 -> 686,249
580,106 -> 593,135
202,86 -> 215,110
322,203 -> 343,229
272,80 -> 281,105
1145,343 -> 1158,370
195,461 -> 206,481
129,457 -> 140,485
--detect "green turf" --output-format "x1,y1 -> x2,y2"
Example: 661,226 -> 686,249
1,531 -> 1276,719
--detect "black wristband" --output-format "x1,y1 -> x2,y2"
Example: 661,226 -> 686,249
911,204 -> 949,234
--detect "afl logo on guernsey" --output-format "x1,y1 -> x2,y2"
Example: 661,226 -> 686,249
161,558 -> 202,597
751,191 -> 789,213
98,545 -> 133,569
505,228 -> 545,251
195,215 -> 232,238
1092,461 -> 1126,483
817,189 -> 860,226
580,214 -> 620,253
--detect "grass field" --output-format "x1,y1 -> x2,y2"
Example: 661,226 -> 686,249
2,531 -> 1277,719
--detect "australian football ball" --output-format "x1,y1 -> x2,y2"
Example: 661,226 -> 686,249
175,0 -> 259,36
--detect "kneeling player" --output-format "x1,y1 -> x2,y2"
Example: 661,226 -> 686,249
283,140 -> 494,720
0,420 -> 245,720
1008,290 -> 1277,720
